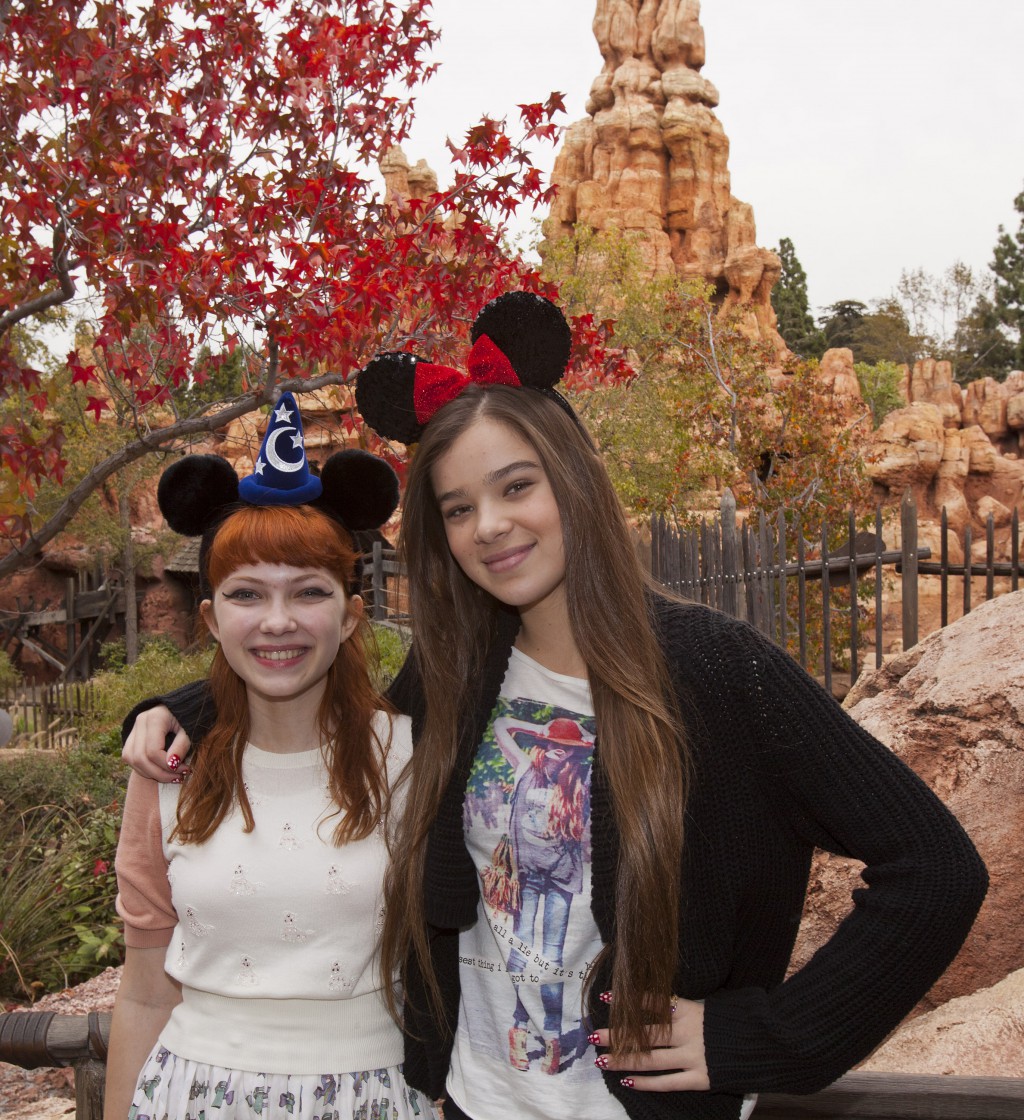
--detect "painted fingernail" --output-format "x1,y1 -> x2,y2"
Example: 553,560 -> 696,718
179,766 -> 192,777
167,755 -> 181,771
671,996 -> 679,1014
599,991 -> 612,1003
594,1055 -> 609,1069
587,1031 -> 601,1045
172,776 -> 184,784
620,1077 -> 635,1089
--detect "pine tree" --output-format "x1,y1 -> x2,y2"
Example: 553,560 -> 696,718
991,185 -> 1024,370
771,238 -> 826,358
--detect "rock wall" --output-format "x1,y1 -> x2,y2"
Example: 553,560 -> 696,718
540,0 -> 784,350
791,591 -> 1024,1021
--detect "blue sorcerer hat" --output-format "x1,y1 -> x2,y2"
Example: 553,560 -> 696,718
156,391 -> 400,596
238,392 -> 322,505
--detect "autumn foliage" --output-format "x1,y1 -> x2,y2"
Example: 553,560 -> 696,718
0,0 -> 629,575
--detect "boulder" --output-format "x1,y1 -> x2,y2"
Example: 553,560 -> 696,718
860,967 -> 1024,1077
909,358 -> 963,429
790,591 -> 1024,1010
864,402 -> 944,493
962,377 -> 1009,441
961,424 -> 997,475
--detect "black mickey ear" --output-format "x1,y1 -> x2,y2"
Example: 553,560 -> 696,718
355,351 -> 424,444
317,449 -> 400,532
471,292 -> 571,391
158,455 -> 240,536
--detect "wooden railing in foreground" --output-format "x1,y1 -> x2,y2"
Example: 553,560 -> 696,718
2,1012 -> 1022,1120
0,1010 -> 109,1120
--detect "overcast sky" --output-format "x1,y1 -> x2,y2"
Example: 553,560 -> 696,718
403,0 -> 1024,317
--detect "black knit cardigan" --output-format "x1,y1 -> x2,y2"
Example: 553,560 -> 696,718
125,597 -> 987,1120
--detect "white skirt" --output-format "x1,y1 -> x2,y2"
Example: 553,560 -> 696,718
128,1045 -> 440,1120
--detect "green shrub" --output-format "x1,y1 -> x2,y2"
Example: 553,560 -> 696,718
369,623 -> 410,690
0,740 -> 127,816
85,638 -> 214,740
854,360 -> 905,428
0,650 -> 21,691
0,803 -> 121,1000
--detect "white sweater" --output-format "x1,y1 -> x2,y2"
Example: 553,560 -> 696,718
115,711 -> 411,1075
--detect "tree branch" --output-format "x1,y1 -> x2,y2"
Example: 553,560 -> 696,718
0,367 -> 350,580
0,226 -> 77,337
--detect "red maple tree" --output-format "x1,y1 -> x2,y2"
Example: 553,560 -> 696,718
0,0 -> 628,577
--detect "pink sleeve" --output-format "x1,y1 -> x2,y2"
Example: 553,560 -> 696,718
115,771 -> 177,949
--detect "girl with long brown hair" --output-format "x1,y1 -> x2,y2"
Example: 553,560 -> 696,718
105,398 -> 439,1120
122,296 -> 986,1120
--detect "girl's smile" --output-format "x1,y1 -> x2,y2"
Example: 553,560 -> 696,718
200,562 -> 360,723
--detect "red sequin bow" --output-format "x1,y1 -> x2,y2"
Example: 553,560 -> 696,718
413,334 -> 521,424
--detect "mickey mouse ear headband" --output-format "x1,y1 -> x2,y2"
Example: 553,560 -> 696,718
355,291 -> 578,445
158,391 -> 400,591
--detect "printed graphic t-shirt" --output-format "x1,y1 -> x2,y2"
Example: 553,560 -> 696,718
446,648 -> 627,1120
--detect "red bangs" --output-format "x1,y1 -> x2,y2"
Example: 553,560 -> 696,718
206,506 -> 356,589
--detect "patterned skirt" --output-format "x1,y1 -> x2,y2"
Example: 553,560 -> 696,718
128,1045 -> 440,1120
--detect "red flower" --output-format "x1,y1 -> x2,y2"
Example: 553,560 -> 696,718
92,859 -> 109,877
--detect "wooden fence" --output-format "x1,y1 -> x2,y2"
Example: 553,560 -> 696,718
651,490 -> 1022,695
0,680 -> 96,750
1,1011 -> 1022,1120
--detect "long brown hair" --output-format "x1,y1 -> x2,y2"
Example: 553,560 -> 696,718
380,384 -> 688,1055
174,504 -> 392,846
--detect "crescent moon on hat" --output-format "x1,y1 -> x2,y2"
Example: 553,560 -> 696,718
265,426 -> 303,472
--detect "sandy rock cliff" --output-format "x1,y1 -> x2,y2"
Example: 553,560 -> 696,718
540,0 -> 784,350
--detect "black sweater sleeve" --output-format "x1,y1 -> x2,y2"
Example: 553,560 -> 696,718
120,678 -> 216,751
701,619 -> 987,1093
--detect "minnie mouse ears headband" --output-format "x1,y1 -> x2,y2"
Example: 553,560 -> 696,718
158,392 -> 400,589
355,291 -> 574,444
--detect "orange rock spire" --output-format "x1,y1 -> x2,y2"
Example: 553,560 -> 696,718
542,0 -> 785,349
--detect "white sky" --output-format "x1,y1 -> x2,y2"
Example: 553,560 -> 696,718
403,0 -> 1024,317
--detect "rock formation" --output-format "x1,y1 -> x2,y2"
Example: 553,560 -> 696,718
859,967 -> 1024,1077
540,0 -> 784,350
790,590 -> 1024,1011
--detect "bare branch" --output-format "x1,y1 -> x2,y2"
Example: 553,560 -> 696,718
0,226 -> 77,337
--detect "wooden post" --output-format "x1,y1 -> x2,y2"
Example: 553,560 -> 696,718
371,541 -> 385,622
796,529 -> 808,671
940,507 -> 949,629
1013,508 -> 1020,593
985,513 -> 996,601
874,507 -> 884,670
0,1011 -> 111,1120
65,576 -> 76,675
721,490 -> 739,618
900,489 -> 919,651
848,509 -> 859,683
821,519 -> 832,695
776,509 -> 788,651
760,513 -> 776,642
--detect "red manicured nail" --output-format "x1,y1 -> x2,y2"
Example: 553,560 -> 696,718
594,1055 -> 609,1069
588,1031 -> 601,1045
179,766 -> 192,777
620,1077 -> 634,1089
599,991 -> 612,1003
167,755 -> 181,771
172,776 -> 184,784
